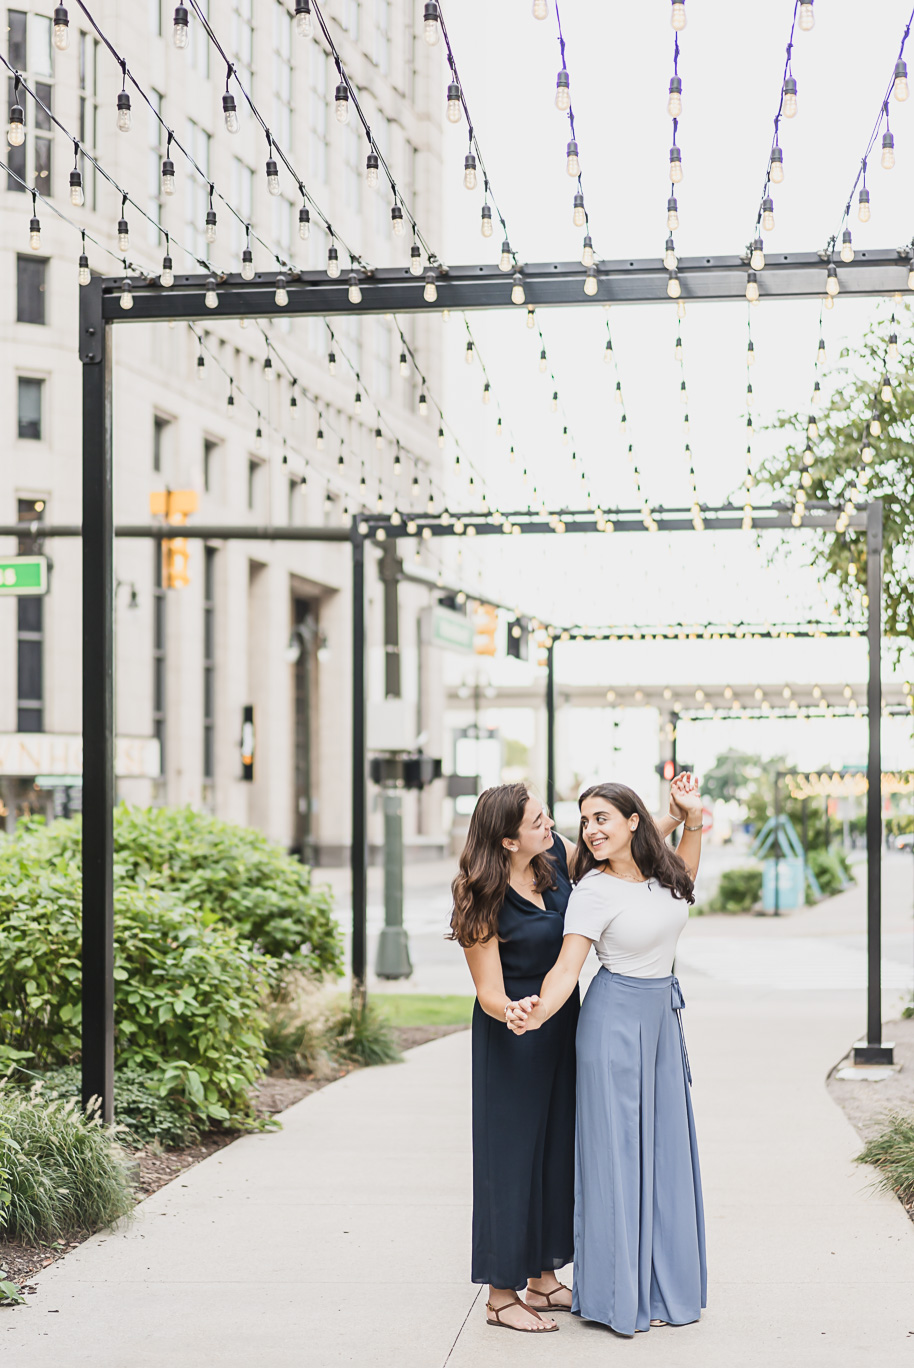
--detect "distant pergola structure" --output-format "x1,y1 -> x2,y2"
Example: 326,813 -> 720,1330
71,249 -> 909,1118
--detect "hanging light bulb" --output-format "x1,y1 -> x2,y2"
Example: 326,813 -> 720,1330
365,152 -> 379,189
418,391 -> 428,416
479,203 -> 494,238
117,214 -> 130,253
160,253 -> 174,287
226,387 -> 235,417
511,273 -> 525,305
527,306 -> 536,328
674,334 -> 683,361
204,274 -> 218,308
583,267 -> 598,296
840,229 -> 854,263
78,252 -> 91,287
353,388 -> 362,411
812,379 -> 822,405
870,414 -> 882,436
290,390 -> 297,418
888,331 -> 899,362
761,197 -> 775,233
551,391 -> 558,411
807,415 -> 818,439
327,243 -> 340,278
196,352 -> 205,380
335,82 -> 350,123
802,440 -> 814,465
881,129 -> 895,170
53,5 -> 70,49
275,273 -> 289,307
119,276 -> 133,310
223,92 -> 239,133
570,193 -> 587,230
8,101 -> 25,147
750,238 -> 765,271
28,208 -> 41,251
423,1 -> 439,44
296,204 -> 310,241
894,59 -> 910,102
798,1 -> 814,31
409,242 -> 423,275
438,425 -> 445,448
604,337 -> 613,363
116,90 -> 132,132
441,81 -> 462,127
463,153 -> 477,190
328,350 -> 336,374
498,240 -> 512,272
666,269 -> 681,299
614,380 -> 623,404
241,248 -> 255,281
69,167 -> 84,207
555,69 -> 571,111
581,234 -> 594,267
347,271 -> 362,304
538,347 -> 547,372
173,5 -> 189,47
680,379 -> 688,404
861,438 -> 874,463
160,155 -> 176,196
666,196 -> 679,231
782,76 -> 797,118
668,146 -> 682,182
825,263 -> 839,297
667,75 -> 682,118
746,384 -> 754,409
266,157 -> 281,195
881,374 -> 893,403
424,270 -> 438,302
770,145 -> 784,182
747,338 -> 755,365
858,187 -> 871,222
566,139 -> 580,176
482,381 -> 491,404
399,350 -> 408,376
817,336 -> 826,366
465,341 -> 476,366
294,0 -> 313,38
532,0 -> 548,17
671,0 -> 686,30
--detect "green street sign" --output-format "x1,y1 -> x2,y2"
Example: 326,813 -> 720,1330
422,605 -> 475,653
0,555 -> 48,596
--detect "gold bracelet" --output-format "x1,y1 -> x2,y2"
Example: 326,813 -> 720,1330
684,822 -> 703,831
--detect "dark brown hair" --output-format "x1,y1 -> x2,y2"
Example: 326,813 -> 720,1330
571,782 -> 695,904
448,783 -> 557,947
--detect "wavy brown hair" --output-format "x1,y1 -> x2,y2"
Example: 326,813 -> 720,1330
448,783 -> 557,947
572,782 -> 695,904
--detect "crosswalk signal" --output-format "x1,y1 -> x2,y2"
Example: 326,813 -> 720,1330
474,603 -> 498,657
150,489 -> 198,589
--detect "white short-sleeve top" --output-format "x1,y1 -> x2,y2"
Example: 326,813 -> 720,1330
562,868 -> 689,978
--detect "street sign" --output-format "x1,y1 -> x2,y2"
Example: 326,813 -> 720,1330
419,605 -> 475,653
0,555 -> 48,596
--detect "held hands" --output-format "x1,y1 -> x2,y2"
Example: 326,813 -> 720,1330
505,995 -> 541,1035
670,771 -> 702,823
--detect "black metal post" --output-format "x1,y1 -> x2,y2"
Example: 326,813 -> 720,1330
670,712 -> 680,849
79,279 -> 115,1122
351,529 -> 368,1008
546,642 -> 556,813
856,500 -> 892,1063
773,770 -> 781,917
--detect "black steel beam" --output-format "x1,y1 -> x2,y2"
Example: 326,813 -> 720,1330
546,643 -> 556,813
80,279 -> 115,1124
351,533 -> 368,1008
0,524 -> 352,540
95,249 -> 913,321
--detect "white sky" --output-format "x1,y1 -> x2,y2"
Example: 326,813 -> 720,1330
433,0 -> 914,774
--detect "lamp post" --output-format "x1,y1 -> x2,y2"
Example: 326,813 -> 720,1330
285,618 -> 328,869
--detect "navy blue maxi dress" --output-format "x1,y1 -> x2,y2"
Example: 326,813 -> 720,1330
471,834 -> 580,1289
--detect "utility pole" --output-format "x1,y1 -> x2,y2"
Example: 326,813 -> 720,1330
374,544 -> 412,980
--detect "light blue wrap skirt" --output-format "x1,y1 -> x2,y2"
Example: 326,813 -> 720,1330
572,968 -> 707,1336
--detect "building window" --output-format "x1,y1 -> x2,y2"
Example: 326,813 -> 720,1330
17,255 -> 46,324
344,123 -> 361,214
17,377 -> 43,440
78,31 -> 99,211
203,438 -> 219,493
341,0 -> 360,39
149,0 -> 162,36
152,542 -> 166,774
247,458 -> 261,511
272,2 -> 292,151
7,11 -> 53,195
17,499 -> 44,733
309,48 -> 329,186
147,89 -> 166,246
231,0 -> 254,96
153,414 -> 169,473
231,156 -> 253,256
374,319 -> 391,398
185,119 -> 212,263
203,547 -> 216,780
188,0 -> 210,76
373,0 -> 390,74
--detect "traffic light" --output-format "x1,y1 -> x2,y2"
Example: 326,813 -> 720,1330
150,489 -> 198,588
656,759 -> 676,782
473,602 -> 498,656
241,705 -> 255,781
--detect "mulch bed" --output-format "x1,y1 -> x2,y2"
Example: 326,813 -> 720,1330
1,1022 -> 468,1293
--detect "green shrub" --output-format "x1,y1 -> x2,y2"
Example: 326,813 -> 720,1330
10,1065 -> 198,1149
0,1089 -> 134,1244
0,832 -> 268,1128
855,1112 -> 914,1206
34,806 -> 342,983
262,980 -> 338,1079
709,866 -> 763,913
328,1001 -> 403,1067
806,847 -> 853,897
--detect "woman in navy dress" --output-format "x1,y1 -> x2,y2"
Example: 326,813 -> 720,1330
450,783 -> 682,1334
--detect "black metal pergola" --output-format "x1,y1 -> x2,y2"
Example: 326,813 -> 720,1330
72,250 -> 906,1119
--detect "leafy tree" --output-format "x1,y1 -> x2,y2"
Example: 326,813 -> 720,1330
702,749 -> 765,803
758,306 -> 914,643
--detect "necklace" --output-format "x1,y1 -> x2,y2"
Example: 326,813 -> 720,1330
602,862 -> 647,884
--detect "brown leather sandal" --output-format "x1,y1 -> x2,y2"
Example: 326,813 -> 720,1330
486,1291 -> 559,1333
525,1282 -> 573,1312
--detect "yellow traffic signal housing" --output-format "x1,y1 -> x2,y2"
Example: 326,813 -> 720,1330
151,489 -> 198,589
474,602 -> 498,656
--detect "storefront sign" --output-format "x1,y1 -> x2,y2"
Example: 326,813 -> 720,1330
0,734 -> 161,778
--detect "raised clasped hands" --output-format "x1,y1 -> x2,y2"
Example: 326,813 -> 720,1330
505,995 -> 540,1035
670,771 -> 702,822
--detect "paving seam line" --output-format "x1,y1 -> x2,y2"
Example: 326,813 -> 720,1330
443,1285 -> 484,1365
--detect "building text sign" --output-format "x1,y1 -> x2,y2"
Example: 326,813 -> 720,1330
0,556 -> 48,596
0,734 -> 161,779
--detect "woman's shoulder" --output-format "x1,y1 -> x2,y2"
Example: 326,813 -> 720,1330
568,868 -> 608,897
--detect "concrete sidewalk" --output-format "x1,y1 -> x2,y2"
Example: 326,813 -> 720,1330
4,872 -> 914,1365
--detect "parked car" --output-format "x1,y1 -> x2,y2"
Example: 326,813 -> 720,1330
895,832 -> 914,851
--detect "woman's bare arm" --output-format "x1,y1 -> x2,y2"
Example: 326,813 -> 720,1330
463,937 -> 523,1022
511,934 -> 592,1031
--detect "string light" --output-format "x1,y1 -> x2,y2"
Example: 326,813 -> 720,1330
671,1 -> 686,31
565,139 -> 580,176
294,0 -> 313,39
116,197 -> 130,252
334,81 -> 350,124
78,234 -> 90,287
423,1 -> 440,45
222,89 -> 238,133
782,75 -> 798,118
895,58 -> 910,101
28,192 -> 40,251
116,84 -> 132,133
53,4 -> 69,49
840,229 -> 854,263
881,125 -> 895,169
160,238 -> 174,287
7,80 -> 24,146
463,150 -> 477,190
173,4 -> 189,47
798,2 -> 815,31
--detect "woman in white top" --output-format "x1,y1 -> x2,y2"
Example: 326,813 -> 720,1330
508,778 -> 707,1338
